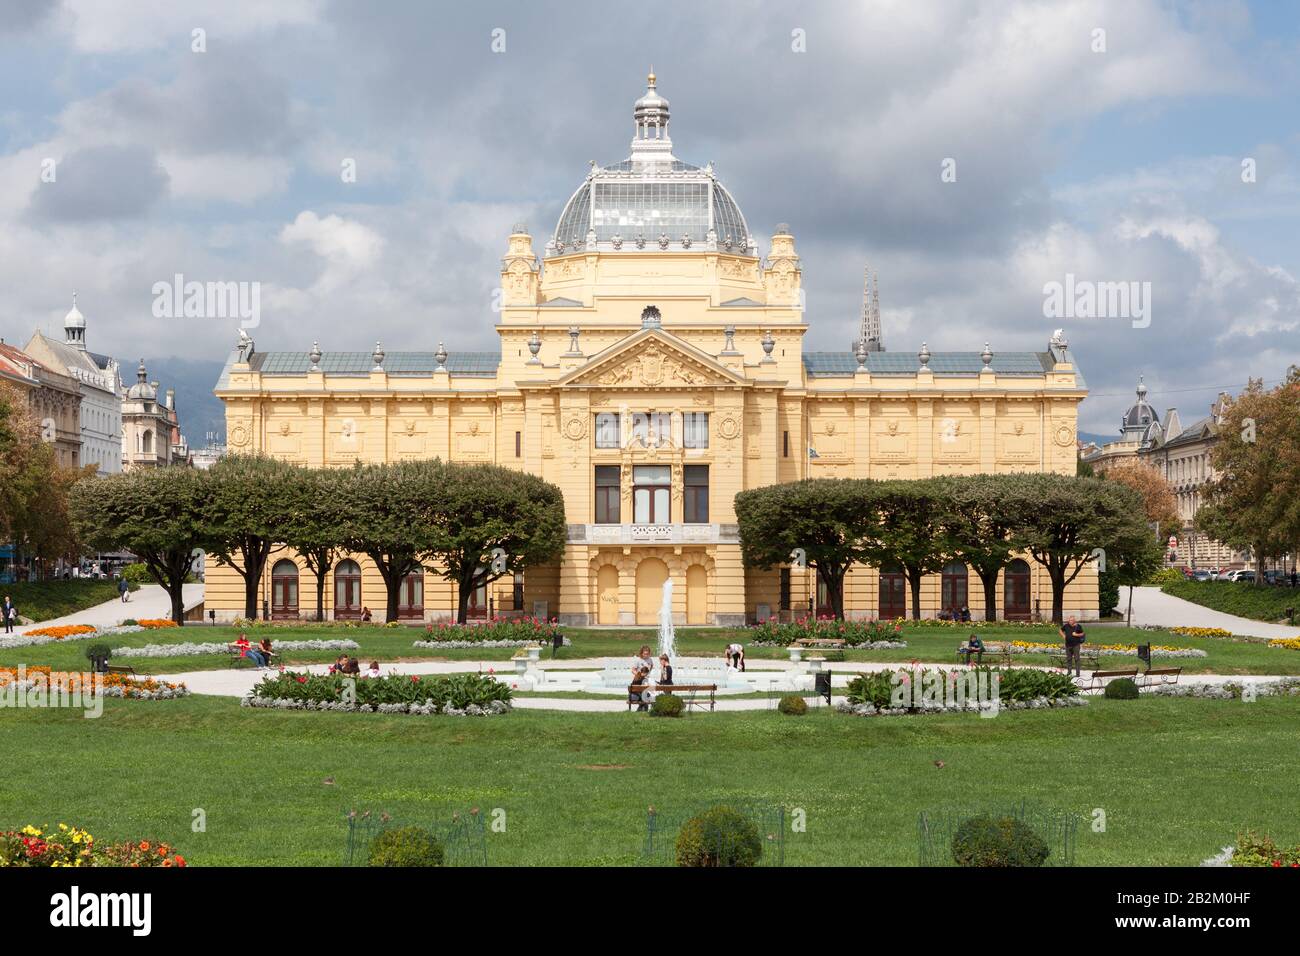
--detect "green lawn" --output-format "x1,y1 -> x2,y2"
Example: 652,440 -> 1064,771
1162,579 -> 1300,623
1,693 -> 1297,866
4,622 -> 1298,676
0,579 -> 137,623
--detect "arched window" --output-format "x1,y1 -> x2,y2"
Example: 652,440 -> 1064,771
941,561 -> 968,616
334,559 -> 363,620
398,570 -> 424,620
271,559 -> 299,620
142,430 -> 152,454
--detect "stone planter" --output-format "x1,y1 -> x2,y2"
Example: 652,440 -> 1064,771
787,646 -> 803,663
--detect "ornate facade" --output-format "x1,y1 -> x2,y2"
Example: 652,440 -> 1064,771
208,74 -> 1095,624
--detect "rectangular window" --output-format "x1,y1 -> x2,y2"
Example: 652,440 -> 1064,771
630,412 -> 671,447
779,568 -> 791,611
683,464 -> 709,523
682,412 -> 709,448
633,464 -> 671,523
515,430 -> 521,457
594,412 -> 620,448
513,572 -> 525,611
595,466 -> 620,524
783,430 -> 790,458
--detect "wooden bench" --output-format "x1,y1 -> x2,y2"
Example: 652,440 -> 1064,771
955,643 -> 1012,667
1136,667 -> 1182,689
104,664 -> 137,678
1047,644 -> 1104,671
627,684 -> 717,712
1076,667 -> 1139,692
795,637 -> 847,649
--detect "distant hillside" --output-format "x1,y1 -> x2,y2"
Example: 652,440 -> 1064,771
1078,430 -> 1116,448
120,356 -> 227,447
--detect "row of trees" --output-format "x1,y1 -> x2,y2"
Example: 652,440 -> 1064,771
70,456 -> 568,624
0,384 -> 89,572
1197,367 -> 1300,582
734,473 -> 1159,622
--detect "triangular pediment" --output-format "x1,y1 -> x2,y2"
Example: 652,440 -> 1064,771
558,328 -> 746,389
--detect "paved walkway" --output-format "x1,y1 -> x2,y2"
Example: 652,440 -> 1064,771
1116,586 -> 1300,640
11,584 -> 205,635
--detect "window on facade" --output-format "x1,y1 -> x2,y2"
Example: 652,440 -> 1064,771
633,465 -> 671,523
779,567 -> 791,611
595,466 -> 621,524
682,412 -> 709,448
783,430 -> 790,458
683,465 -> 709,523
515,431 -> 521,457
630,412 -> 671,447
513,572 -> 525,611
594,412 -> 620,448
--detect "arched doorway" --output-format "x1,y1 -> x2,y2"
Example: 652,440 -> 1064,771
1004,559 -> 1032,621
635,558 -> 669,625
879,563 -> 907,619
271,559 -> 299,620
941,561 -> 968,617
334,559 -> 362,620
398,570 -> 424,620
686,564 -> 708,625
597,565 -> 620,625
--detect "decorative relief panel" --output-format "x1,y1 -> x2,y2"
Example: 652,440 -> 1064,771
871,416 -> 913,461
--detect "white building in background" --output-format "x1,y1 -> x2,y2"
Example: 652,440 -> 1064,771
23,295 -> 123,476
120,360 -> 191,469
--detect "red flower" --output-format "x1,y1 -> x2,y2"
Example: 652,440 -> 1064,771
296,675 -> 307,684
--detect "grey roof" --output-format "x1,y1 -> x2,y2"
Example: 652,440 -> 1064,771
1161,416 -> 1216,448
802,351 -> 1061,378
237,350 -> 501,378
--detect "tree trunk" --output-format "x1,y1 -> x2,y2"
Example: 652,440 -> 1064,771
979,569 -> 999,622
315,571 -> 326,622
457,583 -> 471,625
384,572 -> 401,623
908,570 -> 923,620
169,580 -> 185,626
243,570 -> 260,621
1049,563 -> 1065,623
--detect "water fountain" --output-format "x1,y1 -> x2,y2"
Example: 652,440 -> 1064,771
657,578 -> 676,666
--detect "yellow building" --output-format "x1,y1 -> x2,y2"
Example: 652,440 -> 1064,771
209,73 -> 1095,625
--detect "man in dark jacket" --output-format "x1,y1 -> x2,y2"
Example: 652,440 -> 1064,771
1059,615 -> 1086,676
2,595 -> 16,633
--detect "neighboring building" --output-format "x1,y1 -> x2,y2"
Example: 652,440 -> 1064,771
190,442 -> 227,470
121,362 -> 191,469
208,73 -> 1094,624
1140,394 -> 1246,569
0,341 -> 84,468
1078,377 -> 1159,475
23,296 -> 123,476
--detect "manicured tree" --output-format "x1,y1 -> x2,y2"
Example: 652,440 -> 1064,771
281,467 -> 345,622
864,479 -> 951,620
1000,473 -> 1152,623
419,462 -> 567,624
70,468 -> 210,624
201,453 -> 300,620
735,479 -> 877,620
936,474 -> 1025,622
335,461 -> 437,623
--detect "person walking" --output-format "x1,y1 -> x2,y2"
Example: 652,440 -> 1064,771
2,595 -> 16,634
118,576 -> 130,603
1059,615 -> 1086,677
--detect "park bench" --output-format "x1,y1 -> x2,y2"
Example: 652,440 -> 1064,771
104,664 -> 137,678
1047,644 -> 1104,671
228,645 -> 279,668
627,683 -> 718,712
955,642 -> 1013,667
1075,667 -> 1139,692
795,637 -> 847,649
1135,667 -> 1182,689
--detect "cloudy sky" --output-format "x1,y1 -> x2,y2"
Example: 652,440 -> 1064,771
1,0 -> 1297,435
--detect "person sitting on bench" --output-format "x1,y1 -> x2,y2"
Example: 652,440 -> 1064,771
959,606 -> 972,623
1060,615 -> 1086,677
958,633 -> 984,664
725,642 -> 745,672
233,633 -> 266,668
257,636 -> 274,667
630,645 -> 654,711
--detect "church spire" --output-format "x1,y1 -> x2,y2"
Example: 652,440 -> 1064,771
855,265 -> 883,352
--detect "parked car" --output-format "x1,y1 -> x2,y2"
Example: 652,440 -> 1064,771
1234,571 -> 1257,583
1216,569 -> 1235,581
1192,569 -> 1214,582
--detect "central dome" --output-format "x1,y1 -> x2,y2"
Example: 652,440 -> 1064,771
546,73 -> 753,258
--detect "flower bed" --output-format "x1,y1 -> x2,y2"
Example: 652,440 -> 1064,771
0,666 -> 189,700
1005,640 -> 1206,659
21,624 -> 96,639
1171,626 -> 1235,639
1268,638 -> 1300,651
136,619 -> 178,630
747,617 -> 908,648
0,624 -> 144,650
415,618 -> 564,647
113,639 -> 361,658
0,824 -> 186,868
898,619 -> 1051,629
839,665 -> 1083,717
242,670 -> 512,716
1151,678 -> 1300,700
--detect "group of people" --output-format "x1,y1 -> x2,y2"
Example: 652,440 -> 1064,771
231,633 -> 275,668
330,655 -> 382,678
955,615 -> 1088,677
629,644 -> 672,710
938,606 -> 973,622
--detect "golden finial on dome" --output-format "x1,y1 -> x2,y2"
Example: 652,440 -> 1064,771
647,67 -> 656,87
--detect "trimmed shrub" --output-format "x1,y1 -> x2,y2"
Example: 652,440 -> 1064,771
1146,567 -> 1185,587
367,826 -> 445,867
1104,677 -> 1140,700
777,695 -> 808,716
1161,579 -> 1298,623
674,807 -> 763,868
83,642 -> 112,662
120,563 -> 152,586
951,814 -> 1050,867
1098,567 -> 1120,617
650,693 -> 684,718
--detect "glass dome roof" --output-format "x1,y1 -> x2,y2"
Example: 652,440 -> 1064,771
545,74 -> 754,257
